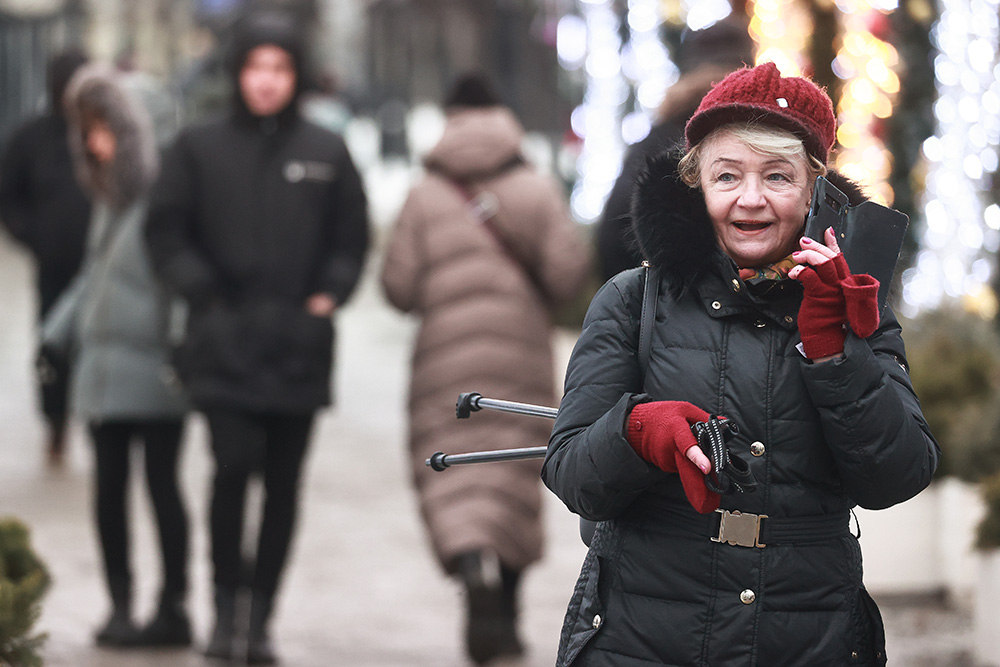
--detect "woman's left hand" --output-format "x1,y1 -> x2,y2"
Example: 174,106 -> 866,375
788,227 -> 880,361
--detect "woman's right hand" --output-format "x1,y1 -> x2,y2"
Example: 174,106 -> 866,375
626,401 -> 720,513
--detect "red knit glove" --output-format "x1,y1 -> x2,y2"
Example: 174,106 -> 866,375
626,401 -> 720,514
796,254 -> 879,359
841,273 -> 880,339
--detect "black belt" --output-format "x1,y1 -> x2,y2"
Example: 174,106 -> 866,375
655,504 -> 851,549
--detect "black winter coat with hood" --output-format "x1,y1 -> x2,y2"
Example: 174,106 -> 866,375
0,113 -> 91,315
145,21 -> 368,413
541,153 -> 939,667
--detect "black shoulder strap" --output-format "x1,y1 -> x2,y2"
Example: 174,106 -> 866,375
638,262 -> 659,388
581,262 -> 659,549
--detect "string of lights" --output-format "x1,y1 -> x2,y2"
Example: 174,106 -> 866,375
747,0 -> 811,75
559,0 -> 1000,320
559,0 -> 628,223
831,1 -> 900,205
620,0 -> 676,147
901,0 -> 1000,317
559,0 -> 733,223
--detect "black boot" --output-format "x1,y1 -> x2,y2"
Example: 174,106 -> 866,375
500,565 -> 522,627
204,588 -> 238,660
456,551 -> 524,665
95,577 -> 139,646
134,591 -> 191,647
246,591 -> 277,665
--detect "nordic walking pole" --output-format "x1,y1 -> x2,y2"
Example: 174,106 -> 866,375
426,446 -> 549,471
425,393 -> 558,471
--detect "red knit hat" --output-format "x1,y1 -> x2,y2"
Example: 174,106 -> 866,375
684,61 -> 837,163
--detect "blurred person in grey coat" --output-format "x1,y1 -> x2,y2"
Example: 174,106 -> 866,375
146,9 -> 369,664
41,64 -> 190,648
0,49 -> 92,464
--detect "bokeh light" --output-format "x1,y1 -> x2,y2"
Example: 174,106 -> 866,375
902,0 -> 1000,316
567,0 -> 678,223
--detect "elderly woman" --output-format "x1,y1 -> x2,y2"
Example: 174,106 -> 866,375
542,62 -> 939,667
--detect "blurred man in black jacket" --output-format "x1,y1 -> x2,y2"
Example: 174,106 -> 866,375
146,10 -> 369,664
0,48 -> 91,464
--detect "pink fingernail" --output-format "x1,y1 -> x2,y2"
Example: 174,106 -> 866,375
801,237 -> 812,244
700,464 -> 709,473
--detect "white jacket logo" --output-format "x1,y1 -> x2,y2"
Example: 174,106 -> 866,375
284,160 -> 336,183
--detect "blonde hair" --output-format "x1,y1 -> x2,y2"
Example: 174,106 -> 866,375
678,123 -> 827,188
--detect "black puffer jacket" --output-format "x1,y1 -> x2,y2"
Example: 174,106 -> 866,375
542,153 -> 939,667
0,113 -> 91,314
145,111 -> 368,413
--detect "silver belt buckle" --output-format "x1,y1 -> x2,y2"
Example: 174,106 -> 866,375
711,509 -> 768,548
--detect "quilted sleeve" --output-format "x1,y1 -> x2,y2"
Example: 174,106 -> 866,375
542,269 -> 668,520
800,306 -> 941,509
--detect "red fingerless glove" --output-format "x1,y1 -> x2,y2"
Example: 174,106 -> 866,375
626,401 -> 720,514
841,273 -> 879,338
796,254 -> 880,359
796,256 -> 848,358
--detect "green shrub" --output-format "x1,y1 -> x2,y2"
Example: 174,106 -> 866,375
0,518 -> 50,667
904,308 -> 1000,480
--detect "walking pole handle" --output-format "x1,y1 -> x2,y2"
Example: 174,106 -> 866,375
456,392 -> 484,419
455,392 -> 559,420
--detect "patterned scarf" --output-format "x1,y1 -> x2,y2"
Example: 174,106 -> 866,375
738,255 -> 798,283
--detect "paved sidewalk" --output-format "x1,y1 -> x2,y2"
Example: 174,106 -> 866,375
0,234 -> 976,666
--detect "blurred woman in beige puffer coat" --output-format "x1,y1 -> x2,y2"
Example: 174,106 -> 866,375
380,73 -> 592,665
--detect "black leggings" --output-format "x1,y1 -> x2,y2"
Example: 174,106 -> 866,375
204,409 -> 314,597
90,419 -> 188,596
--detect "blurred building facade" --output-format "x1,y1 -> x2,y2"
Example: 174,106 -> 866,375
366,0 -> 571,136
1,0 -> 575,153
0,1 -> 84,139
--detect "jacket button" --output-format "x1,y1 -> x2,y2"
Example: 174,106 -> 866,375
784,315 -> 794,324
740,589 -> 755,604
712,301 -> 722,310
592,614 -> 603,629
754,320 -> 766,328
750,441 -> 765,457
851,651 -> 859,660
731,279 -> 741,292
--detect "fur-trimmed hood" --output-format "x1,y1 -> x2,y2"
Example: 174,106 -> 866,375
630,150 -> 867,290
64,64 -> 159,209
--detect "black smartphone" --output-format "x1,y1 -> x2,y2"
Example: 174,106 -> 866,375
804,176 -> 849,244
801,176 -> 909,314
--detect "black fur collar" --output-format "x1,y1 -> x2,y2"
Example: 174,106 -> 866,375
630,151 -> 866,290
